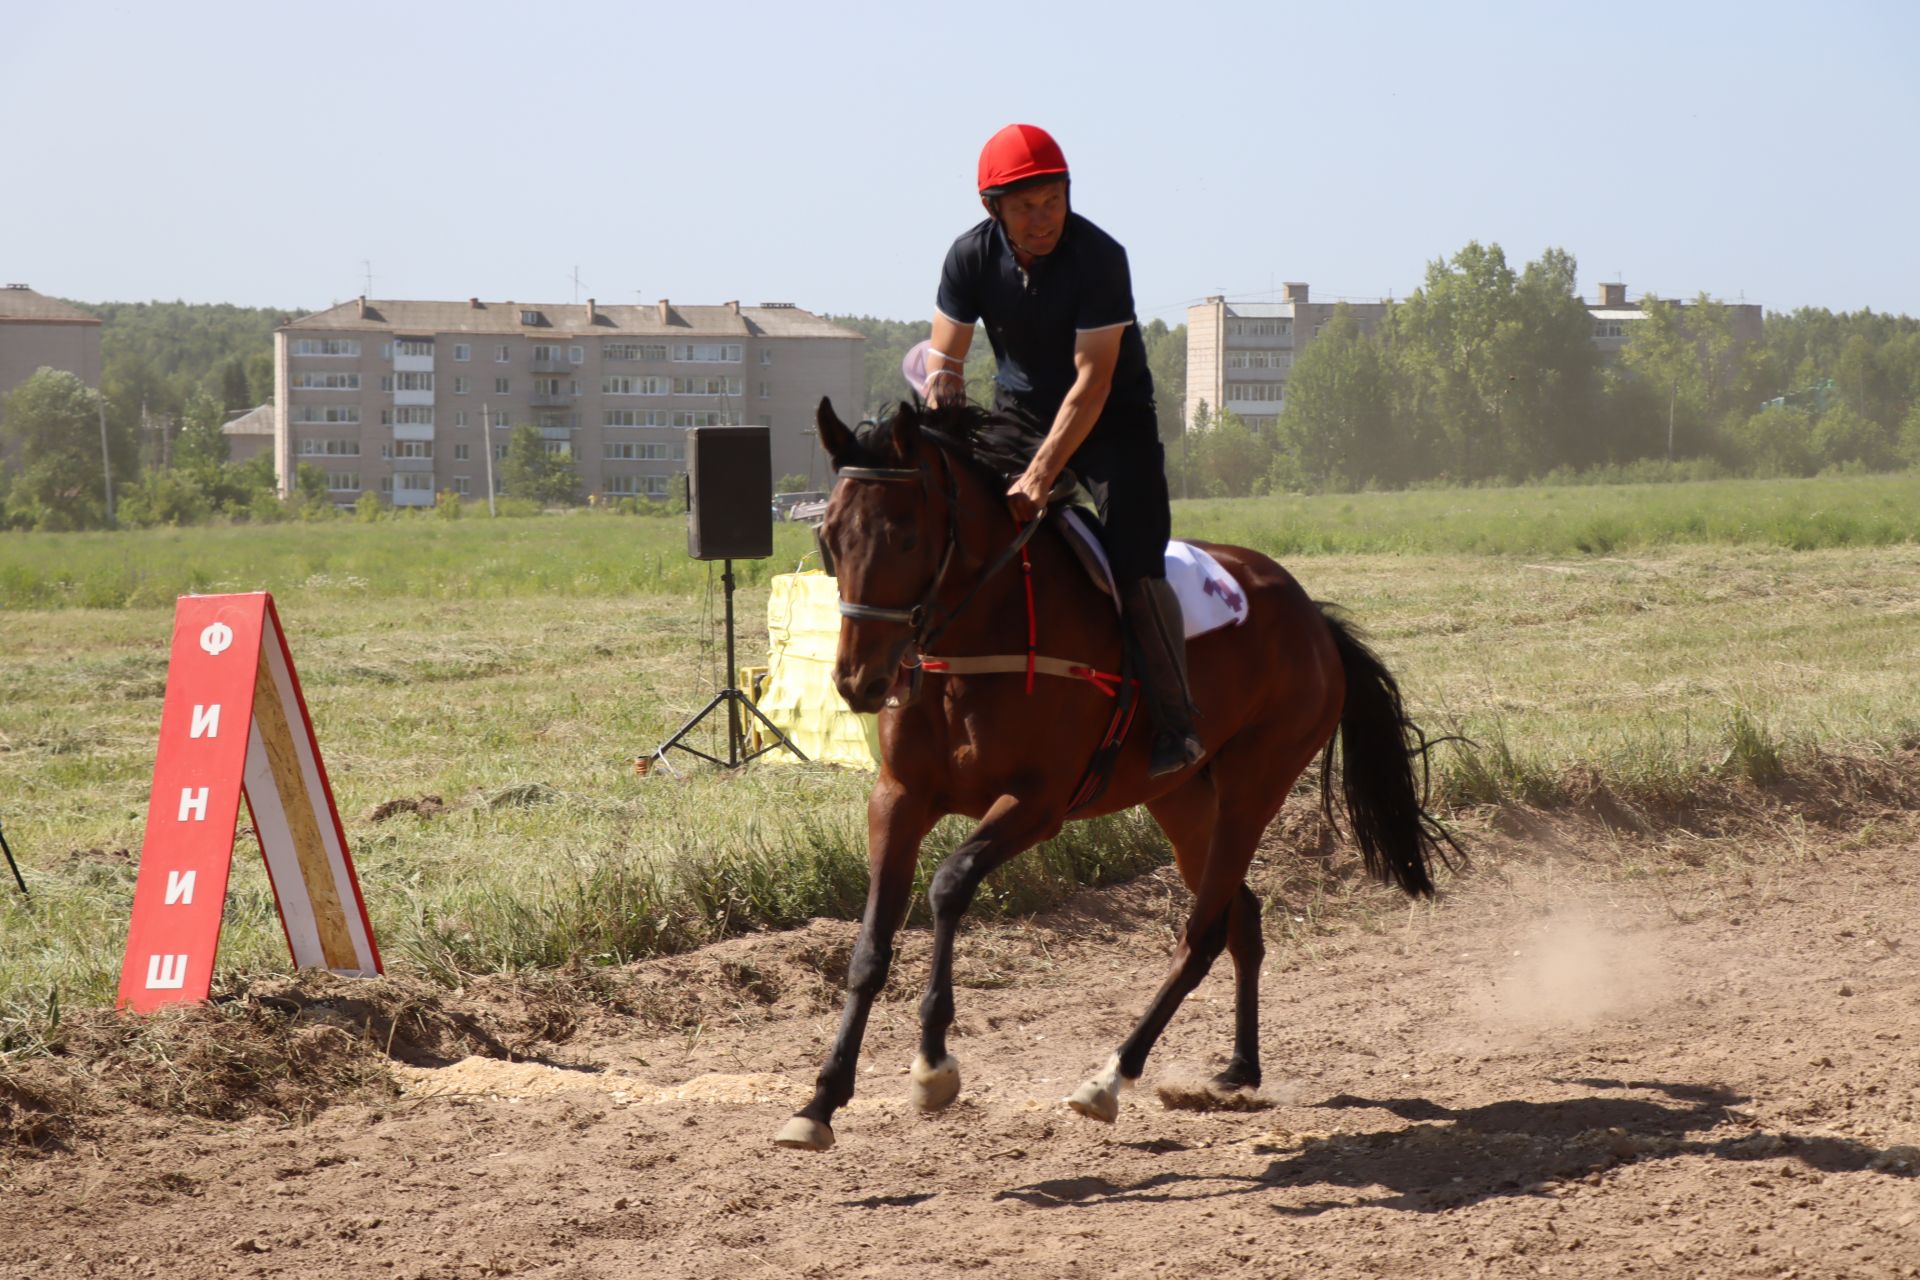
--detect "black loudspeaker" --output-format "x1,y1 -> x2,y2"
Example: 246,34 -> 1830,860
686,426 -> 773,560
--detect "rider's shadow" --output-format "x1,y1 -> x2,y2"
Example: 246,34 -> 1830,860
994,1079 -> 1916,1215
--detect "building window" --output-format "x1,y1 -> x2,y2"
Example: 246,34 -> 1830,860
381,343 -> 392,360
384,406 -> 433,425
495,344 -> 511,362
494,443 -> 508,460
454,443 -> 470,461
603,342 -> 668,361
1226,351 -> 1291,370
603,375 -> 669,396
533,377 -> 564,396
758,381 -> 771,399
644,475 -> 671,498
1226,318 -> 1290,338
542,440 -> 572,458
293,406 -> 360,424
671,410 -> 741,428
672,376 -> 742,396
604,441 -> 686,461
519,309 -> 543,326
395,441 -> 433,459
532,343 -> 563,363
1226,381 -> 1287,403
455,410 -> 468,428
395,338 -> 433,358
291,371 -> 361,390
398,473 -> 435,493
453,376 -> 468,394
671,343 -> 743,363
325,472 -> 360,492
494,377 -> 511,394
380,375 -> 393,391
758,349 -> 773,366
290,338 -> 360,357
568,345 -> 584,364
454,476 -> 471,495
394,372 -> 433,392
1594,320 -> 1626,339
489,410 -> 509,429
297,438 -> 361,456
605,409 -> 669,427
454,343 -> 471,362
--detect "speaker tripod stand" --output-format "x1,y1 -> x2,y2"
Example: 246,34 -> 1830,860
645,560 -> 807,772
1,813 -> 26,899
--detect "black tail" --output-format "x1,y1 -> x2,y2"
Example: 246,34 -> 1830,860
1318,606 -> 1462,898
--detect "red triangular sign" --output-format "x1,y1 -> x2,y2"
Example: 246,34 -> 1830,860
118,593 -> 380,1013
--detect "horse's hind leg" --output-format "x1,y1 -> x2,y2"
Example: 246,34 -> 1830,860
1069,745 -> 1314,1124
1215,885 -> 1264,1091
913,791 -> 1061,1112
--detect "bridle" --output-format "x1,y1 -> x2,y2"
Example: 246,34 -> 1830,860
823,433 -> 1042,660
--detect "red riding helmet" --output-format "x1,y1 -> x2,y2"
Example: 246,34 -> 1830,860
977,124 -> 1070,197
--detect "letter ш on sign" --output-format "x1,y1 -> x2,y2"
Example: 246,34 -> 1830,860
145,954 -> 189,990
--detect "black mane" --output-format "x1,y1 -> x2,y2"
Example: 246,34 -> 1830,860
850,399 -> 1045,484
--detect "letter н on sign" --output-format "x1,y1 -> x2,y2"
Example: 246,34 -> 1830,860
117,594 -> 381,1013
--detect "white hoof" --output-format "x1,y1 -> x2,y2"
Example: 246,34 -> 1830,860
773,1115 -> 835,1151
909,1053 -> 961,1112
1065,1055 -> 1132,1124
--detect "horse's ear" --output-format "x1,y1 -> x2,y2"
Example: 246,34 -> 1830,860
889,400 -> 919,460
816,397 -> 856,467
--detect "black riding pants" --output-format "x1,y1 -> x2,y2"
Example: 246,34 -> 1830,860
997,392 -> 1171,588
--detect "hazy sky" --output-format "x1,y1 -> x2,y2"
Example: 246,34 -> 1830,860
3,1 -> 1914,323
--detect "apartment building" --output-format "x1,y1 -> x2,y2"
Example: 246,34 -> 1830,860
273,297 -> 863,506
1587,281 -> 1763,354
0,284 -> 102,428
1185,284 -> 1387,433
1188,280 -> 1764,432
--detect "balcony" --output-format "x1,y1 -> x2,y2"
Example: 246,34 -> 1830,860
392,422 -> 435,442
529,390 -> 572,408
529,357 -> 573,374
393,388 -> 435,407
391,487 -> 434,508
391,456 -> 436,472
394,351 -> 435,373
1225,332 -> 1293,349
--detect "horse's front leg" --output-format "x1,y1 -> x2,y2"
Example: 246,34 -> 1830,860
776,775 -> 934,1151
912,789 -> 1061,1112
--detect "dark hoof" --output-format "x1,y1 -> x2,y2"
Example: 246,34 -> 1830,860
1211,1061 -> 1261,1092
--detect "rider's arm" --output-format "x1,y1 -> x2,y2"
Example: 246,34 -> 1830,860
926,312 -> 974,408
1013,324 -> 1125,512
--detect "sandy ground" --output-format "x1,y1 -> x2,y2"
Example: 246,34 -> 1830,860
4,813 -> 1919,1280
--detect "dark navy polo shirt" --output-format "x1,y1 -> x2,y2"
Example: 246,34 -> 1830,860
936,212 -> 1155,423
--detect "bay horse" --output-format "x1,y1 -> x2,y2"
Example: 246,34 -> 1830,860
774,398 -> 1455,1151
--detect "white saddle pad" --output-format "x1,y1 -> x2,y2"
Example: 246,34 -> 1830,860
1057,508 -> 1249,639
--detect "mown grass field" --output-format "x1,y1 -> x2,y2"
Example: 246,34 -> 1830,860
3,472 -> 1918,1043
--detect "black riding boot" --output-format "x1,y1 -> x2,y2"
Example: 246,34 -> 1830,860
1123,578 -> 1205,777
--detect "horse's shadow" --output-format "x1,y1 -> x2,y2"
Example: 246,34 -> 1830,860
994,1079 -> 1915,1215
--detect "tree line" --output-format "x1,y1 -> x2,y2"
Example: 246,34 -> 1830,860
8,271 -> 1918,531
1191,242 -> 1920,496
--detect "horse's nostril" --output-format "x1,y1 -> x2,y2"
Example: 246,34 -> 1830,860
862,676 -> 889,704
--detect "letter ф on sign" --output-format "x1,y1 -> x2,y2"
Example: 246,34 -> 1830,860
117,593 -> 381,1014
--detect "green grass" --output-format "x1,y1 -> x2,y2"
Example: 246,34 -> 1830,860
4,471 -> 1918,612
4,472 -> 1920,1047
1176,470 -> 1920,557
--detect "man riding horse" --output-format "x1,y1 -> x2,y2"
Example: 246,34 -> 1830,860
926,123 -> 1205,779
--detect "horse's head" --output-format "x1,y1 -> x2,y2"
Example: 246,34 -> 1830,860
815,397 -> 954,713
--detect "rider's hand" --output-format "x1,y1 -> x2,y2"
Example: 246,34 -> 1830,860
1006,466 -> 1050,523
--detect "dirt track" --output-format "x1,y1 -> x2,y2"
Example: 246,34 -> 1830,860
5,812 -> 1919,1280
